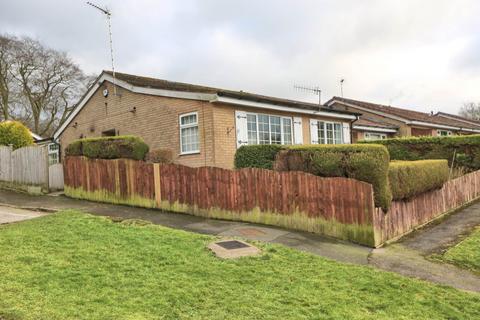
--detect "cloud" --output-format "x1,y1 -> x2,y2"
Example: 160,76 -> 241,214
1,0 -> 480,113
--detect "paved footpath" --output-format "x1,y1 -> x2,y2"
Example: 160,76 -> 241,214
1,189 -> 479,292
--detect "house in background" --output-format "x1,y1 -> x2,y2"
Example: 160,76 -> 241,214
327,97 -> 480,140
54,71 -> 359,169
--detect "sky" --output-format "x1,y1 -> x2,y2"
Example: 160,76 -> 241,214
1,0 -> 479,114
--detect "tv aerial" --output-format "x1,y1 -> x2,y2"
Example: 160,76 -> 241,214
294,84 -> 322,106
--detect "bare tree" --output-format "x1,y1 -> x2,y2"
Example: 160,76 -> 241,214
13,37 -> 90,136
0,35 -> 20,121
459,102 -> 480,120
0,34 -> 91,136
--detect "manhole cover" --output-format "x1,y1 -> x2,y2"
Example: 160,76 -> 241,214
216,240 -> 250,250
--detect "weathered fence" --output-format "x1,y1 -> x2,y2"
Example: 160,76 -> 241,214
64,156 -> 376,246
0,145 -> 64,193
373,170 -> 480,245
63,156 -> 480,247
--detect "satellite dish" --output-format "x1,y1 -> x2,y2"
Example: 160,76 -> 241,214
103,89 -> 109,97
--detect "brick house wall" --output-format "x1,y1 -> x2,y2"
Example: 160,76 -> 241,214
59,81 -> 355,169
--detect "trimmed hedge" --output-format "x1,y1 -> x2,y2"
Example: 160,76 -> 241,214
359,135 -> 480,171
248,144 -> 392,210
234,144 -> 285,169
389,160 -> 449,200
0,121 -> 34,149
65,136 -> 149,160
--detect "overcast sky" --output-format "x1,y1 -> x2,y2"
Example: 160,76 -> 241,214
1,0 -> 479,113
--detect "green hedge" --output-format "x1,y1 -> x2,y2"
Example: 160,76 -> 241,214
266,144 -> 391,210
234,144 -> 285,169
65,136 -> 149,160
0,121 -> 34,149
359,135 -> 480,171
389,160 -> 449,200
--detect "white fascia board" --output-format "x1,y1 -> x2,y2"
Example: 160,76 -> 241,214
352,126 -> 397,133
30,132 -> 43,140
53,73 -> 216,140
406,120 -> 480,132
327,99 -> 409,123
212,96 -> 357,120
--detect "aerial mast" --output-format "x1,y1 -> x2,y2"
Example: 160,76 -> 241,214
87,1 -> 117,95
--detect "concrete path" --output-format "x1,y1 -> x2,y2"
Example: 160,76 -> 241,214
0,189 -> 372,265
0,205 -> 47,224
0,189 -> 479,292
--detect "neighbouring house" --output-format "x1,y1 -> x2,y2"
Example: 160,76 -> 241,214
326,97 -> 480,140
30,133 -> 60,166
53,71 -> 359,169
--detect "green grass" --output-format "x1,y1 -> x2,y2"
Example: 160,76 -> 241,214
0,212 -> 479,320
435,227 -> 480,274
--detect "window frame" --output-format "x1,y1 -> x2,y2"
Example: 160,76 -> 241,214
437,130 -> 452,137
364,132 -> 387,140
316,120 -> 344,144
179,111 -> 200,155
245,112 -> 293,145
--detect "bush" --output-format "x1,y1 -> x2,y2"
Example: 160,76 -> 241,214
359,135 -> 480,171
234,144 -> 285,169
389,160 -> 449,200
0,121 -> 34,149
65,136 -> 149,160
274,144 -> 392,210
145,149 -> 173,163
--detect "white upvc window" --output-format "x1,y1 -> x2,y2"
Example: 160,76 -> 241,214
364,132 -> 387,140
48,143 -> 60,165
179,112 -> 200,154
437,130 -> 452,137
314,120 -> 344,144
245,113 -> 293,145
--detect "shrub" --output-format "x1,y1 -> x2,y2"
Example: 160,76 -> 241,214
274,144 -> 392,210
145,149 -> 173,163
388,160 -> 449,200
0,121 -> 34,149
65,136 -> 149,160
359,135 -> 480,171
234,144 -> 285,169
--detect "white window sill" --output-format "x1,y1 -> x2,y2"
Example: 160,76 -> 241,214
179,151 -> 200,156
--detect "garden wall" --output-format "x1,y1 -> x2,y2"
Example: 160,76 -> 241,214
64,156 -> 376,246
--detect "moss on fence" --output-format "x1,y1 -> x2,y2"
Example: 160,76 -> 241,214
64,185 -> 375,247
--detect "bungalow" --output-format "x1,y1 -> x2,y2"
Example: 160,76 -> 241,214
54,71 -> 359,169
326,97 -> 480,139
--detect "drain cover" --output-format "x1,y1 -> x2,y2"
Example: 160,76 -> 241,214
216,240 -> 250,250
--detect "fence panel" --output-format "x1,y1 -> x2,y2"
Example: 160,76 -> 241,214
0,146 -> 12,182
374,170 -> 480,245
63,156 -> 377,246
49,163 -> 64,191
10,146 -> 48,186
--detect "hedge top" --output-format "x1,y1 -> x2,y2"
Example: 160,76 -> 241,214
0,121 -> 34,150
65,135 -> 149,160
359,134 -> 480,145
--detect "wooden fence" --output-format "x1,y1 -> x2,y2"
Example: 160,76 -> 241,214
63,156 -> 480,247
64,156 -> 377,246
0,145 -> 64,192
373,170 -> 480,245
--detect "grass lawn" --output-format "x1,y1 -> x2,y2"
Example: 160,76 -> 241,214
434,227 -> 480,274
0,211 -> 479,320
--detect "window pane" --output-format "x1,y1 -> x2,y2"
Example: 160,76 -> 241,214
326,123 -> 334,144
247,114 -> 257,145
181,114 -> 197,126
318,121 -> 325,144
334,123 -> 343,144
282,118 -> 292,145
181,126 -> 199,153
258,114 -> 270,144
270,116 -> 281,144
